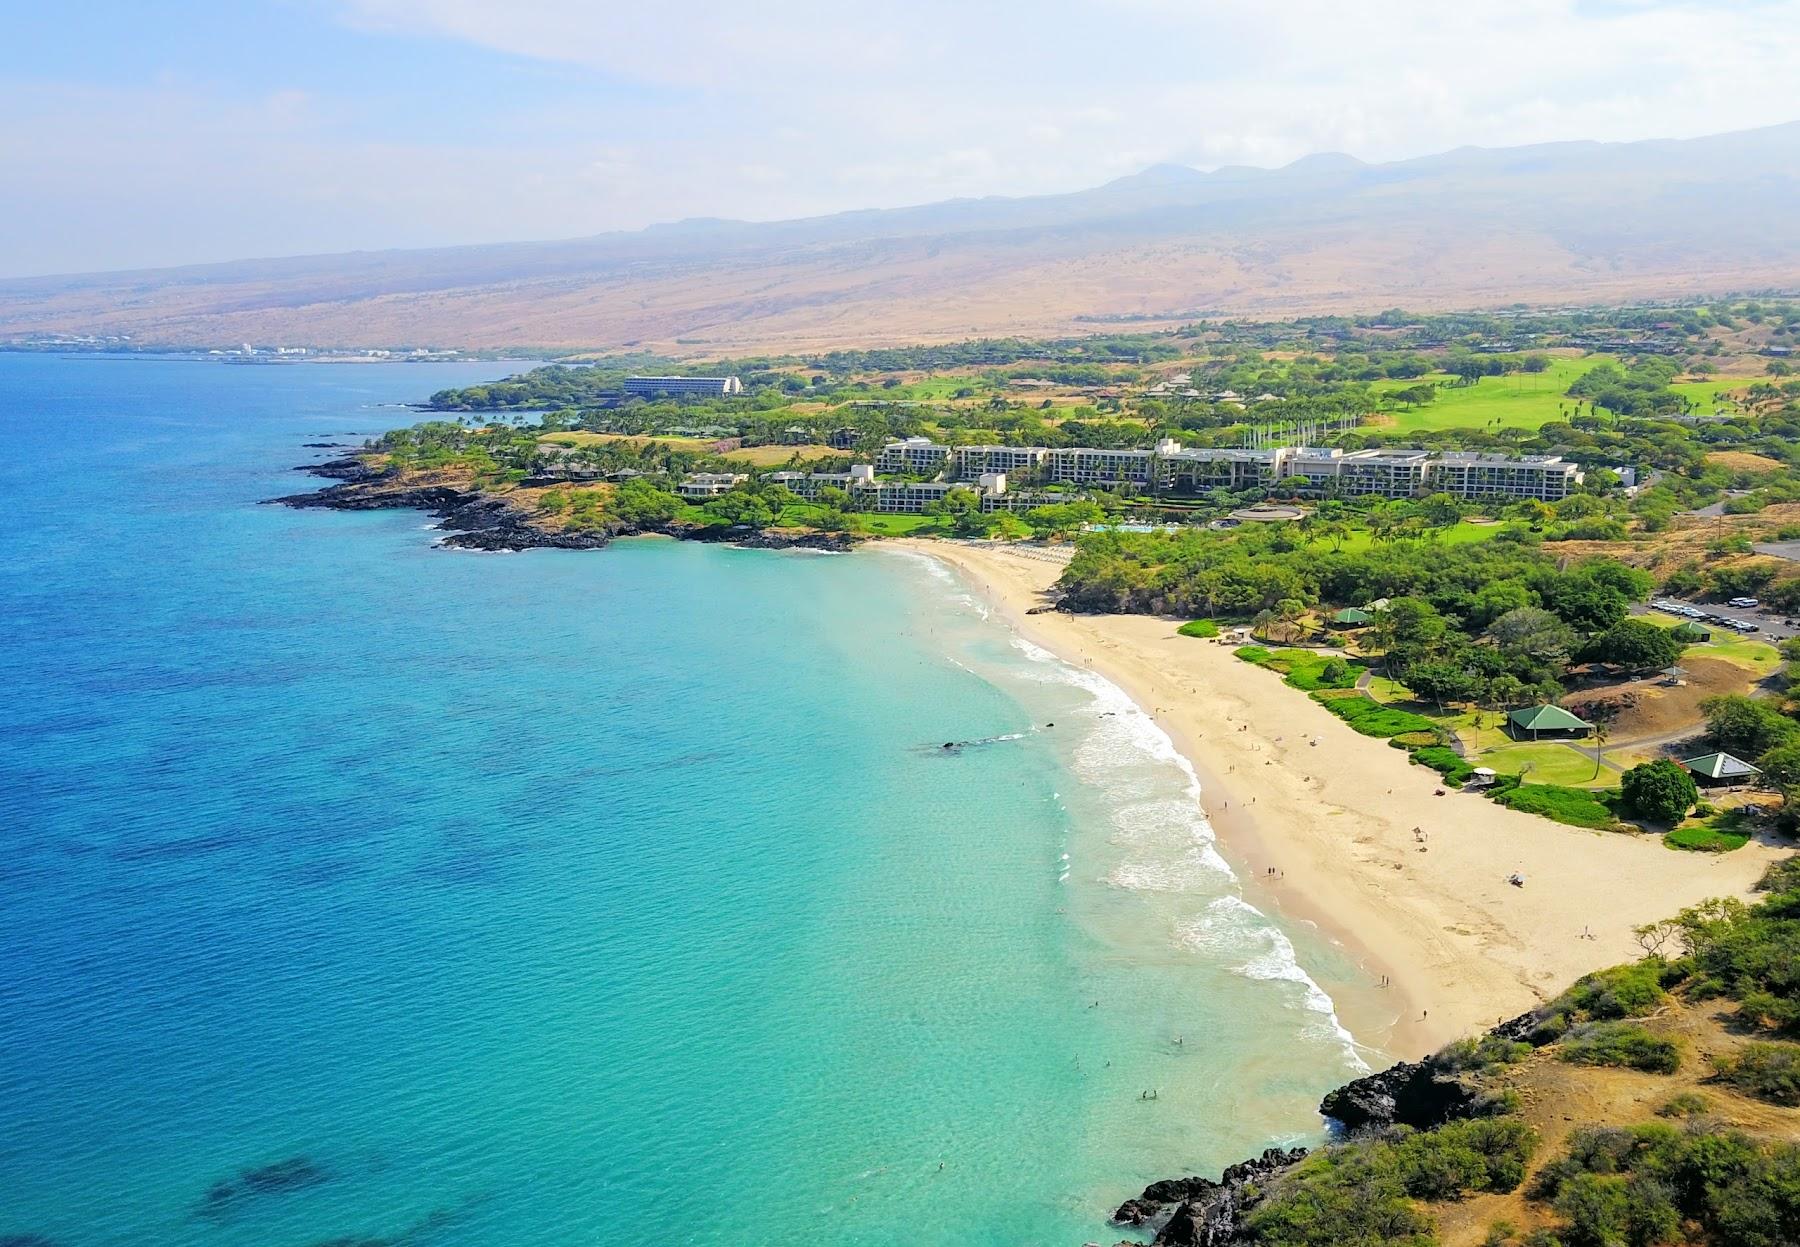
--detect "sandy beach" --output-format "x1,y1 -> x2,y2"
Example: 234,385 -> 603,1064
898,538 -> 1784,1061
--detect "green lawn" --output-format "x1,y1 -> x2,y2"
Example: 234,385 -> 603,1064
856,513 -> 945,536
1670,376 -> 1761,414
1301,520 -> 1502,553
1698,638 -> 1783,676
1370,356 -> 1763,435
1370,357 -> 1608,434
1478,741 -> 1614,788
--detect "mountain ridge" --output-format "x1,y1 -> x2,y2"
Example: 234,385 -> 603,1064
4,122 -> 1797,353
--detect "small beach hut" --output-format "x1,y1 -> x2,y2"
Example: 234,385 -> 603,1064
1329,607 -> 1372,629
1680,752 -> 1762,788
1506,704 -> 1591,741
1466,766 -> 1498,789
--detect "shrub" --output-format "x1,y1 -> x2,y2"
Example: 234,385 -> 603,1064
1412,746 -> 1475,786
1489,782 -> 1620,831
1529,1123 -> 1800,1247
1665,825 -> 1751,853
1439,1033 -> 1533,1073
1538,962 -> 1672,1036
1313,694 -> 1436,738
1558,1022 -> 1682,1074
1178,618 -> 1220,638
1243,1117 -> 1536,1247
1654,1092 -> 1712,1118
1709,1042 -> 1800,1106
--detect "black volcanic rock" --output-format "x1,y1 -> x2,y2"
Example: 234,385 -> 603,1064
1146,1148 -> 1308,1246
1319,1009 -> 1539,1132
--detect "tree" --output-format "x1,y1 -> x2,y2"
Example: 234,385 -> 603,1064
1579,618 -> 1684,673
1407,660 -> 1481,710
701,489 -> 775,529
926,486 -> 987,536
1702,694 -> 1800,758
608,479 -> 682,526
1486,607 -> 1577,668
1620,759 -> 1699,825
1418,492 -> 1463,527
1275,598 -> 1306,642
1756,740 -> 1800,789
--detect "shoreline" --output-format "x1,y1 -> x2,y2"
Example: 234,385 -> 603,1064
895,538 -> 1783,1062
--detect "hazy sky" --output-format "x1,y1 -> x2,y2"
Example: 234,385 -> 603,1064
4,0 -> 1797,277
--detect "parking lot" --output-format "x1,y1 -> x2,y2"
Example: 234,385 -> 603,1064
1639,598 -> 1799,644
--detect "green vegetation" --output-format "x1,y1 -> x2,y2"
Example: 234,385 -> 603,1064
1177,618 -> 1221,638
1409,746 -> 1475,787
1619,758 -> 1700,825
1313,693 -> 1436,738
1235,646 -> 1364,691
1557,1022 -> 1682,1074
1709,1042 -> 1800,1106
1666,824 -> 1754,853
1489,780 -> 1621,831
1536,961 -> 1673,1037
1244,1119 -> 1538,1247
1529,1122 -> 1800,1247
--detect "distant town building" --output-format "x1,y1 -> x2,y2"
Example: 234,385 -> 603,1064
623,375 -> 744,398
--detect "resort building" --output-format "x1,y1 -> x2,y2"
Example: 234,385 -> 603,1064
858,435 -> 1589,504
1044,446 -> 1156,488
1155,446 -> 1290,494
766,465 -> 874,499
875,437 -> 951,476
1423,452 -> 1582,502
623,375 -> 744,397
951,444 -> 1051,480
851,473 -> 1009,514
676,472 -> 749,498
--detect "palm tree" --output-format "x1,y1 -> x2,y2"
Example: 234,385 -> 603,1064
1276,598 -> 1306,643
1252,608 -> 1276,642
1592,719 -> 1611,780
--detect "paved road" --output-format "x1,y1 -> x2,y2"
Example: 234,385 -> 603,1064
1634,602 -> 1797,645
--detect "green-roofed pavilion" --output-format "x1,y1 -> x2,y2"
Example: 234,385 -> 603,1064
1506,703 -> 1590,740
1330,608 -> 1372,627
1680,752 -> 1762,786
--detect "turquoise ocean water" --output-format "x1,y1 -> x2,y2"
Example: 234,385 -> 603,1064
0,355 -> 1367,1246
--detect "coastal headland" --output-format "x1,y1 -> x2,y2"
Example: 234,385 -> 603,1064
900,539 -> 1781,1061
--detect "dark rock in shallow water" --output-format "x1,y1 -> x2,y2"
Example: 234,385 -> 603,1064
1144,1148 -> 1308,1246
0,1235 -> 62,1247
199,1156 -> 330,1218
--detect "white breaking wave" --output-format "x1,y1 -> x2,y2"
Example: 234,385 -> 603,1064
1181,897 -> 1369,1071
1006,633 -> 1368,1072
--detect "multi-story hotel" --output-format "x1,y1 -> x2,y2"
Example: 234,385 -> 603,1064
1044,446 -> 1156,488
623,375 -> 744,397
1154,446 -> 1289,494
951,444 -> 1051,480
765,465 -> 875,498
742,437 -> 1584,507
850,474 -> 1010,513
874,437 -> 952,476
1424,452 -> 1582,502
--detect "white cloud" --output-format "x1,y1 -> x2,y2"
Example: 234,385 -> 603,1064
4,1 -> 1798,273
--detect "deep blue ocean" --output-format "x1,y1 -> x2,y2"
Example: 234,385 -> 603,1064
0,355 -> 1366,1247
